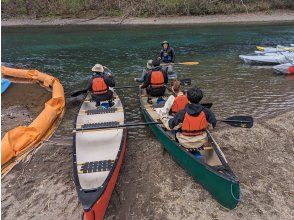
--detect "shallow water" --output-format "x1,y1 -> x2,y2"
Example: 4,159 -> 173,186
2,24 -> 294,124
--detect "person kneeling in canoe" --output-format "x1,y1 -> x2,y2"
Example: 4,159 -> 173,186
85,64 -> 115,107
158,79 -> 188,117
157,40 -> 175,74
140,59 -> 168,104
164,87 -> 216,149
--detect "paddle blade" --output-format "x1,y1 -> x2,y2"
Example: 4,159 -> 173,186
201,103 -> 213,109
178,61 -> 199,65
71,89 -> 87,97
179,78 -> 191,86
223,116 -> 254,128
256,46 -> 265,51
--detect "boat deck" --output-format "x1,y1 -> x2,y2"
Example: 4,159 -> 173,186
75,91 -> 125,190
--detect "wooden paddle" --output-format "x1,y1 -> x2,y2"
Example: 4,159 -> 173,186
161,61 -> 199,66
177,61 -> 199,65
74,115 -> 253,132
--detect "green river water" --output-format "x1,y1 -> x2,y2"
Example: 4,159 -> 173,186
2,24 -> 294,121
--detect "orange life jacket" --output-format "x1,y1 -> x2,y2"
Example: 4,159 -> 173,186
150,70 -> 164,88
181,111 -> 208,136
171,94 -> 188,113
92,77 -> 108,94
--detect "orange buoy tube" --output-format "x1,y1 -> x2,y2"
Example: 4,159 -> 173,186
1,66 -> 65,174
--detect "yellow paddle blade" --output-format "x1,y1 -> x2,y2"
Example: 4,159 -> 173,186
283,47 -> 294,51
256,46 -> 265,51
177,61 -> 199,65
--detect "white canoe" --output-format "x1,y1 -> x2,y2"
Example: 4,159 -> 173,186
73,90 -> 127,220
273,63 -> 294,74
256,45 -> 294,53
239,52 -> 294,65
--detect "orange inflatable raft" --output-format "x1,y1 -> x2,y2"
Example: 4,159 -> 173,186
1,66 -> 65,175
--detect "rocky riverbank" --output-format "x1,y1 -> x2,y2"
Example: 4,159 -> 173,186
2,10 -> 294,26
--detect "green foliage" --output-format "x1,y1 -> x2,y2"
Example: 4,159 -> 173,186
1,0 -> 294,18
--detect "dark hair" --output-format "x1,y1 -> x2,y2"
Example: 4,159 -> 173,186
152,59 -> 161,67
187,88 -> 203,104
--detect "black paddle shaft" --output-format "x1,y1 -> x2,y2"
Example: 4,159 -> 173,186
219,116 -> 254,128
74,121 -> 162,132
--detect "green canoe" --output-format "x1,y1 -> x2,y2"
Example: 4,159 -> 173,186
139,89 -> 241,209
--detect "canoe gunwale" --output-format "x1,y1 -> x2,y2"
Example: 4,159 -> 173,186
72,92 -> 127,211
138,87 -> 240,209
138,90 -> 238,182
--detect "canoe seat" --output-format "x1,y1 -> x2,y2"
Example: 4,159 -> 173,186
86,108 -> 118,115
81,121 -> 120,129
78,160 -> 115,174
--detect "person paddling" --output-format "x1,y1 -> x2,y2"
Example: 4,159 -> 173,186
163,87 -> 216,149
157,41 -> 176,74
134,60 -> 153,83
140,59 -> 168,104
85,64 -> 115,107
159,79 -> 188,116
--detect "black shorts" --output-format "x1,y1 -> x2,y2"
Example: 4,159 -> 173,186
146,86 -> 166,97
91,90 -> 113,102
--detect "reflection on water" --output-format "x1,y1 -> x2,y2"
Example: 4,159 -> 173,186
2,24 -> 294,132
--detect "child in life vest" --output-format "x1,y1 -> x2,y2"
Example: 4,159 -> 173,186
164,88 -> 217,149
159,80 -> 188,115
85,64 -> 115,107
157,80 -> 188,128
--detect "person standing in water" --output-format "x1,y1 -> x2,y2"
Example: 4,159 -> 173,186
85,64 -> 115,107
157,41 -> 176,74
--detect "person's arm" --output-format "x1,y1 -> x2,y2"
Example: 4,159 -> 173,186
103,66 -> 111,74
104,75 -> 115,87
158,50 -> 163,60
160,95 -> 175,116
168,109 -> 185,129
203,107 -> 217,128
135,69 -> 147,83
171,48 -> 176,63
141,72 -> 151,89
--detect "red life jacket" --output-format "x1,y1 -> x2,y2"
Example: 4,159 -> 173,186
92,77 -> 108,94
150,70 -> 164,88
171,94 -> 188,113
288,66 -> 294,74
181,111 -> 208,136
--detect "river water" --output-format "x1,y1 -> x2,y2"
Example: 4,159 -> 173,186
2,24 -> 294,122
